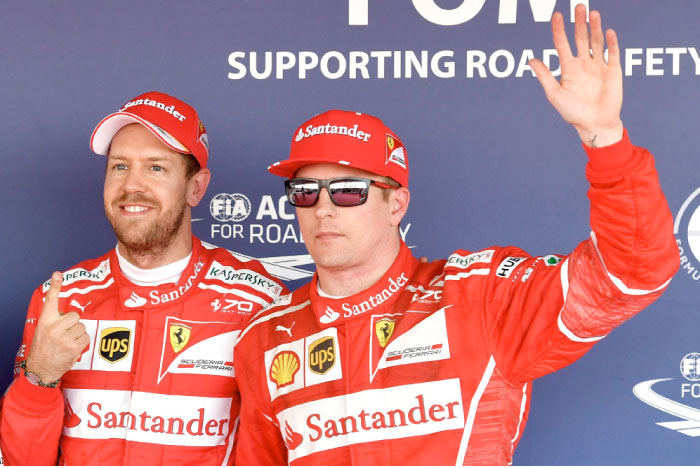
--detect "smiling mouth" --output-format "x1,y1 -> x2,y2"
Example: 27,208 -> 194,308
121,205 -> 152,214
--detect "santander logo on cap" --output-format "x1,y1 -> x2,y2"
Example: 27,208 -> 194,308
90,91 -> 209,169
294,123 -> 372,143
268,109 -> 409,188
119,98 -> 188,122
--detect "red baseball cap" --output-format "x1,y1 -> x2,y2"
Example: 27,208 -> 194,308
268,110 -> 409,187
90,91 -> 209,168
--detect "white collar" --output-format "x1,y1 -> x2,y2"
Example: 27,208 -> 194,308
116,245 -> 192,286
317,281 -> 347,299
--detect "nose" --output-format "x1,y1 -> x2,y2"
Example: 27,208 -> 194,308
122,166 -> 147,193
313,186 -> 336,218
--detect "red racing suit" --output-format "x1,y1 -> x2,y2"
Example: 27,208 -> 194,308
0,236 -> 286,465
233,133 -> 679,465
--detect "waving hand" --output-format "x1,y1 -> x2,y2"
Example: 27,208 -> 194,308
529,5 -> 624,147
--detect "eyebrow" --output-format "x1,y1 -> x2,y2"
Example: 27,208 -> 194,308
107,155 -> 174,163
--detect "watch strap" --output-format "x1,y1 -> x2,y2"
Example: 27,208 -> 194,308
20,360 -> 60,388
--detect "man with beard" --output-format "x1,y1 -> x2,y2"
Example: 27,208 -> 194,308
0,91 -> 286,465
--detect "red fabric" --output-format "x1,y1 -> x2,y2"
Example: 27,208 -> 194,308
0,237 -> 286,465
234,140 -> 678,465
90,91 -> 209,168
268,109 -> 409,187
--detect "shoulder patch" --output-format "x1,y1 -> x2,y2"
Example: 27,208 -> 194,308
495,256 -> 528,278
445,250 -> 494,270
205,260 -> 284,296
42,259 -> 111,293
541,254 -> 563,267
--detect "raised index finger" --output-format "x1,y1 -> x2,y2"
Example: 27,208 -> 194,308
41,271 -> 63,319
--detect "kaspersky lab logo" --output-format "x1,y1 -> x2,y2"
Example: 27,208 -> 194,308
633,353 -> 700,437
675,187 -> 700,285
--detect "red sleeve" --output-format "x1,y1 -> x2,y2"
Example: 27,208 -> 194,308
482,131 -> 679,383
233,331 -> 288,466
0,287 -> 64,466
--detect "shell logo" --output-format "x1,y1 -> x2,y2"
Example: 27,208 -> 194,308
269,351 -> 301,388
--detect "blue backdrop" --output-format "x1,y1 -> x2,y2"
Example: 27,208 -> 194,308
2,1 -> 699,464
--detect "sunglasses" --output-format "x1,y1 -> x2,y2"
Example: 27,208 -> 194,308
284,177 -> 397,207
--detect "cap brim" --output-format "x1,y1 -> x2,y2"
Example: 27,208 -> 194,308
90,112 -> 189,156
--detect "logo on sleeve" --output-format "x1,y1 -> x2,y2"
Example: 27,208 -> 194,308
42,259 -> 111,292
446,250 -> 494,269
496,257 -> 528,278
542,254 -> 563,266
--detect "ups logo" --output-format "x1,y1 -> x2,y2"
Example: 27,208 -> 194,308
308,336 -> 335,375
99,327 -> 131,363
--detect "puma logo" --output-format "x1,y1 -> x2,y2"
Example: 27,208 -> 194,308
69,299 -> 91,314
275,321 -> 296,337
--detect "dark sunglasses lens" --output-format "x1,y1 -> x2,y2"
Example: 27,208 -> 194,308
329,179 -> 369,206
287,180 -> 319,207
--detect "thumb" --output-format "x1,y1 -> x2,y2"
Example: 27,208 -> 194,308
40,271 -> 63,320
529,58 -> 560,101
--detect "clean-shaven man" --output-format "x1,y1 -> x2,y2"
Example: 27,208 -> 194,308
233,7 -> 679,465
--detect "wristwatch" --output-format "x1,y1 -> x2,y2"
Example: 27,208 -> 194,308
20,360 -> 60,388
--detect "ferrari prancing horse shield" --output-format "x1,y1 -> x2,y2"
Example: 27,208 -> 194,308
375,319 -> 395,348
170,324 -> 191,353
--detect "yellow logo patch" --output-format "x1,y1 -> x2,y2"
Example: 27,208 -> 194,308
375,319 -> 395,348
308,337 -> 336,375
169,324 -> 191,353
270,351 -> 300,388
99,327 -> 131,363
